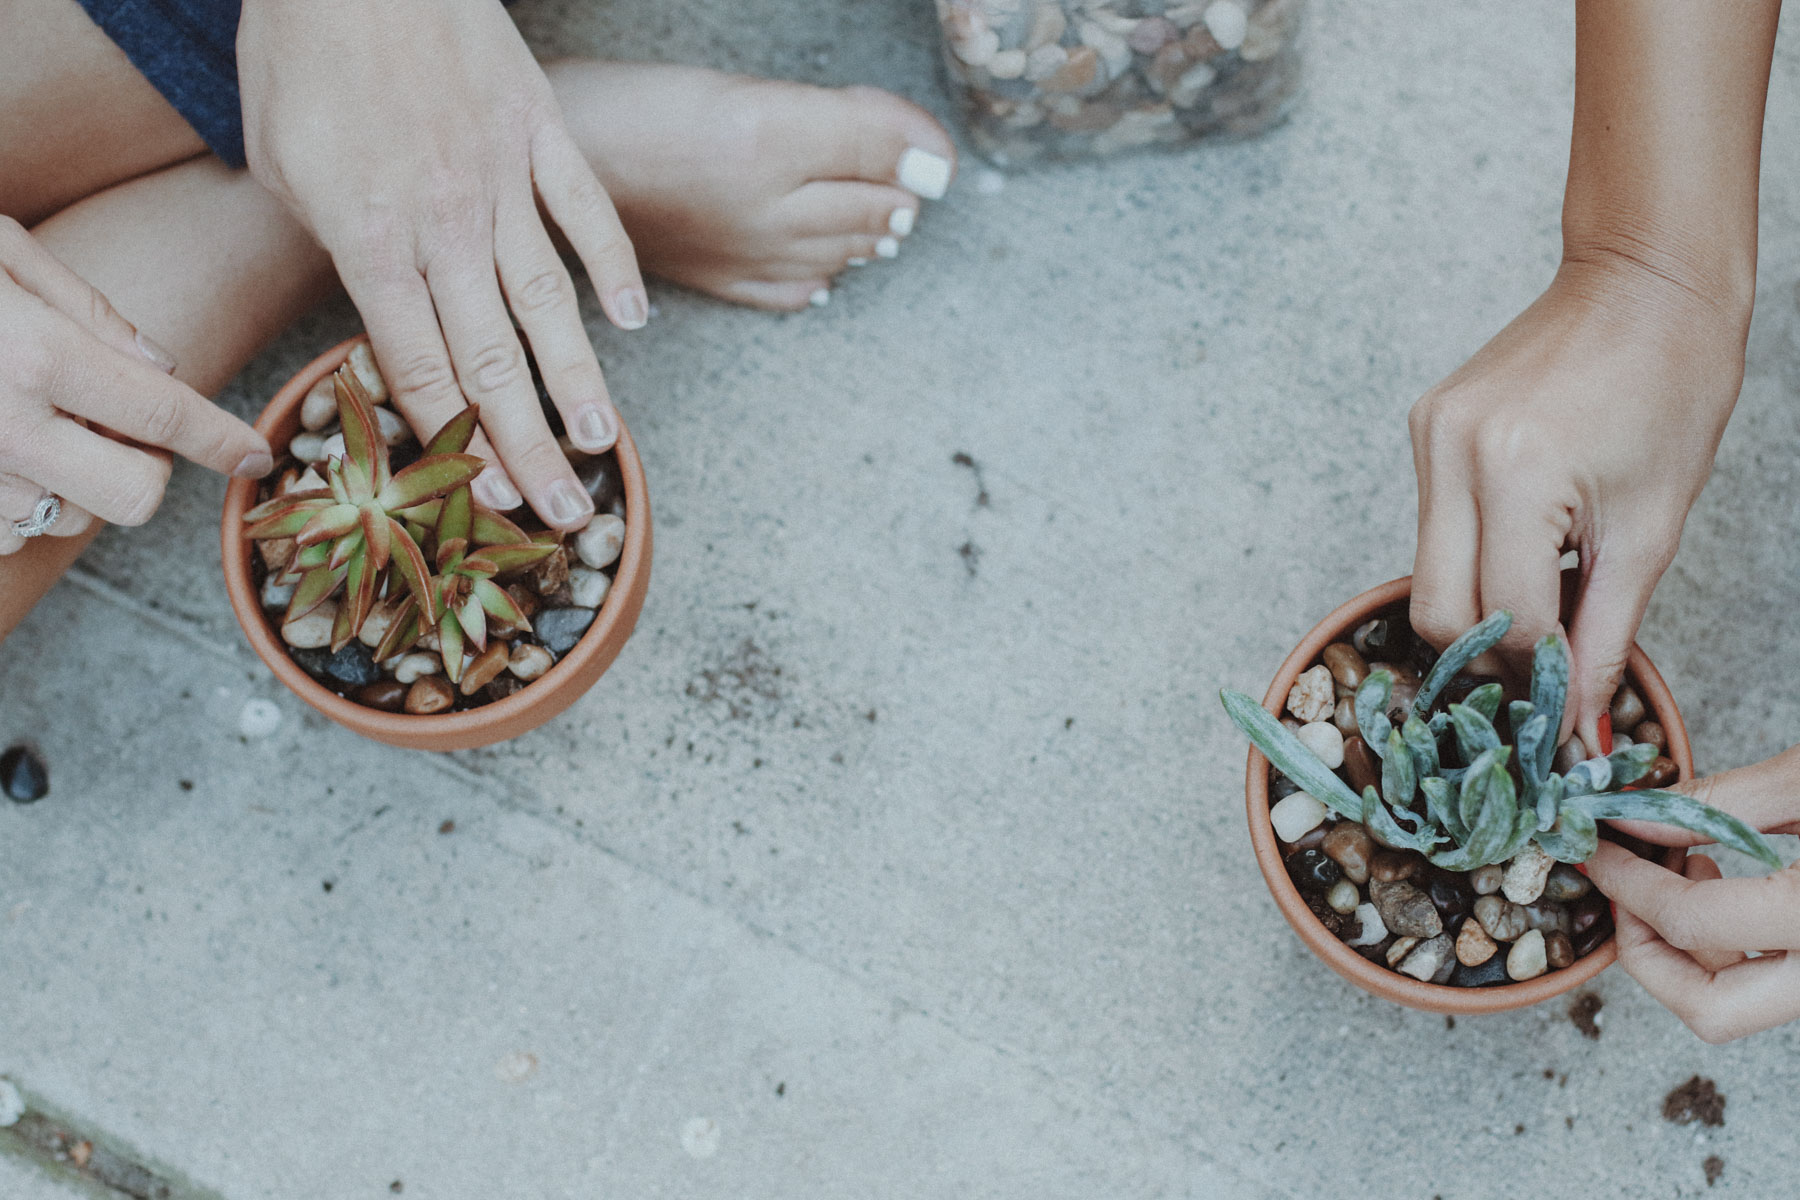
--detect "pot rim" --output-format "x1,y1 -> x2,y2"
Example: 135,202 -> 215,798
1244,575 -> 1690,1014
220,334 -> 649,743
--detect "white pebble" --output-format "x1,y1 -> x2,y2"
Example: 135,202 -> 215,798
0,1078 -> 24,1127
358,598 -> 401,649
1327,879 -> 1361,915
1502,842 -> 1555,905
1203,0 -> 1248,50
281,600 -> 337,649
1269,791 -> 1327,843
238,698 -> 282,739
289,432 -> 327,463
575,513 -> 626,570
300,377 -> 338,431
953,28 -> 1000,67
1506,929 -> 1548,981
261,574 -> 295,611
376,406 -> 413,446
320,432 -> 346,462
348,341 -> 389,402
987,48 -> 1027,79
1285,663 -> 1335,723
1611,731 -> 1634,751
1471,863 -> 1504,895
680,1117 -> 721,1159
1295,721 -> 1345,769
508,643 -> 554,681
1345,902 -> 1387,947
974,168 -> 1007,196
394,653 -> 440,684
284,467 -> 326,495
569,566 -> 612,609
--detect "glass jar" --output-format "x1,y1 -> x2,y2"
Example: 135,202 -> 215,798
934,0 -> 1307,165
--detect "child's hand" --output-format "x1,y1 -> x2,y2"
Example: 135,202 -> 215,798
1584,745 -> 1800,1043
0,218 -> 271,556
239,0 -> 643,532
1408,260 -> 1746,748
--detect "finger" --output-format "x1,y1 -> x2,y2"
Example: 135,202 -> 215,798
428,254 -> 592,531
1680,855 -> 1750,973
341,266 -> 522,512
0,215 -> 176,372
713,278 -> 834,313
1615,905 -> 1800,1043
532,124 -> 647,332
1564,536 -> 1668,752
1586,841 -> 1799,953
17,417 -> 171,527
1473,468 -> 1572,678
1407,397 -> 1482,651
495,197 -> 618,455
44,501 -> 95,538
1606,744 -> 1800,846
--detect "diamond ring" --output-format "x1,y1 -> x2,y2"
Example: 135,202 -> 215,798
11,494 -> 62,539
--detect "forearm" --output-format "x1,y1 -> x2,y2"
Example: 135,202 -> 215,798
1561,0 -> 1780,326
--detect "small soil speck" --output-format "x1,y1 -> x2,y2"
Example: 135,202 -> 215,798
321,881 -> 334,893
1663,1076 -> 1726,1127
950,451 -> 991,507
438,819 -> 455,835
1513,1123 -> 1525,1135
958,541 -> 981,577
1444,1016 -> 1455,1030
390,1182 -> 404,1194
1704,1156 -> 1724,1187
178,779 -> 194,792
1569,992 -> 1603,1040
775,1081 -> 785,1097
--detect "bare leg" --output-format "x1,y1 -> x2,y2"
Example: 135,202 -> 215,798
0,159 -> 336,641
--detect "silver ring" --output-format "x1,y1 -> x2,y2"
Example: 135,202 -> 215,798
11,494 -> 61,539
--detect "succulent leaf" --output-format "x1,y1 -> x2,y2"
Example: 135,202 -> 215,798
286,564 -> 345,622
1568,791 -> 1782,869
372,595 -> 421,662
437,536 -> 469,575
326,528 -> 365,573
476,542 -> 557,575
439,610 -> 465,683
245,498 -> 331,540
1565,756 -> 1613,795
1607,743 -> 1659,787
359,503 -> 392,571
378,454 -> 486,513
458,592 -> 487,654
424,404 -> 480,456
1449,702 -> 1501,764
473,578 -> 528,631
1382,728 -> 1415,810
1535,771 -> 1565,832
1412,610 -> 1512,717
1220,690 -> 1364,820
334,369 -> 387,487
295,541 -> 331,571
1516,711 -> 1550,796
437,483 -> 473,548
295,503 -> 361,548
1463,682 -> 1504,723
1528,634 -> 1568,780
1354,671 -> 1394,761
1401,715 -> 1439,781
1420,776 -> 1464,842
1362,786 -> 1444,854
1532,804 -> 1599,863
386,518 -> 437,628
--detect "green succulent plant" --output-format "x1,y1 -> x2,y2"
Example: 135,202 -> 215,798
1222,612 -> 1780,870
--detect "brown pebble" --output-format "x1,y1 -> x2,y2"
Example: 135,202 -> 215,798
1634,719 -> 1667,751
1385,935 -> 1422,968
1040,45 -> 1100,93
1641,756 -> 1679,789
1283,825 -> 1328,858
485,674 -> 526,702
257,536 -> 297,575
1322,643 -> 1369,690
1455,918 -> 1498,966
1545,931 -> 1575,969
354,680 -> 409,712
1609,684 -> 1647,733
1342,735 -> 1380,796
1321,822 -> 1374,884
460,642 -> 511,696
1369,847 -> 1420,883
405,676 -> 455,715
1332,696 -> 1359,738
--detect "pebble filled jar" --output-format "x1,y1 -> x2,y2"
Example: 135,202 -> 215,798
933,0 -> 1307,165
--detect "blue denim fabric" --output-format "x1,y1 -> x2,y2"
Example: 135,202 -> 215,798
74,0 -> 246,166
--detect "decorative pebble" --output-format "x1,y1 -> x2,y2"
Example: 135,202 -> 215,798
1369,848 -> 1420,883
535,607 -> 596,656
354,681 -> 408,712
1425,873 -> 1474,926
1609,684 -> 1646,732
358,597 -> 403,649
1642,756 -> 1679,789
1270,791 -> 1328,843
1351,618 -> 1389,657
1321,822 -> 1374,885
1370,879 -> 1442,939
375,406 -> 412,446
287,467 -> 326,495
261,574 -> 296,611
405,676 -> 455,715
507,643 -> 554,682
569,566 -> 612,610
1284,825 -> 1328,857
1634,719 -> 1667,751
1474,894 -> 1528,942
1321,643 -> 1369,691
1543,863 -> 1592,902
1202,1 -> 1248,50
320,432 -> 346,461
1545,931 -> 1576,970
238,699 -> 282,739
1570,893 -> 1608,936
577,454 -> 624,515
1506,929 -> 1548,981
348,341 -> 388,402
281,600 -> 338,650
1345,902 -> 1387,947
988,48 -> 1028,78
1385,935 -> 1421,968
1287,848 -> 1341,893
0,1078 -> 22,1126
1331,696 -> 1359,738
1572,915 -> 1613,959
1610,731 -> 1633,752
1470,864 -> 1505,895
1,745 -> 49,803
305,643 -> 382,688
459,643 -> 511,696
1295,721 -> 1344,769
300,377 -> 337,431
1522,903 -> 1571,935
1327,879 -> 1361,915
1450,955 -> 1510,987
575,513 -> 626,570
1502,842 -> 1555,905
394,653 -> 440,684
1397,934 -> 1454,982
1456,918 -> 1498,966
1553,735 -> 1587,775
289,432 -> 328,463
1285,664 -> 1335,723
1268,770 -> 1299,801
1341,735 -> 1379,795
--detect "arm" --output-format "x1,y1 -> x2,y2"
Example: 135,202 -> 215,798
1410,0 -> 1780,747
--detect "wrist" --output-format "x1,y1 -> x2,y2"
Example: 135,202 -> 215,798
1558,218 -> 1756,339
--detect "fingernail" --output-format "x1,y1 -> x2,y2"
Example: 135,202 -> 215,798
1597,712 -> 1614,756
1573,862 -> 1589,876
809,288 -> 831,308
232,451 -> 273,479
897,148 -> 952,200
574,403 -> 618,452
612,289 -> 649,331
875,237 -> 900,259
472,467 -> 522,511
546,479 -> 593,527
135,330 -> 178,374
888,207 -> 915,237
847,257 -> 869,268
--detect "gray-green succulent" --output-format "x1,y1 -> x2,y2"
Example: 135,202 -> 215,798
1222,612 -> 1780,871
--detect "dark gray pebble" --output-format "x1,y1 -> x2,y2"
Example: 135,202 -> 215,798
293,643 -> 382,688
578,453 -> 624,516
2,744 -> 49,803
1450,956 -> 1511,987
536,607 -> 597,656
1287,849 -> 1341,893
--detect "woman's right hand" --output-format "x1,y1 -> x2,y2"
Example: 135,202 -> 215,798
0,216 -> 272,555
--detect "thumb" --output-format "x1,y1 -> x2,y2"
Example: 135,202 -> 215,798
1564,547 -> 1662,751
1607,743 -> 1800,846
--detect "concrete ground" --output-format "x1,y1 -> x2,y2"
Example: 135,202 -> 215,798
5,1 -> 1800,1196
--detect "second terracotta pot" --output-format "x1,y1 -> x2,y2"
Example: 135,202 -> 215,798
221,335 -> 652,752
1245,576 -> 1688,1014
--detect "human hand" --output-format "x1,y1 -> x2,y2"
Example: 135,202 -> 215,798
0,217 -> 272,556
238,0 -> 644,531
1584,745 -> 1800,1042
1408,260 -> 1748,748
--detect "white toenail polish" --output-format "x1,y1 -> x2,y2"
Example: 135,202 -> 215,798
897,148 -> 952,200
875,237 -> 900,259
809,288 -> 831,307
847,258 -> 869,267
889,207 -> 915,237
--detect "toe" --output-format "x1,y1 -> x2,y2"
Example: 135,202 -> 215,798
794,85 -> 957,195
781,181 -> 921,242
718,279 -> 834,312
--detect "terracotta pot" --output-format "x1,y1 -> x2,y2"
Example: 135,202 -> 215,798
1245,576 -> 1689,1014
221,335 -> 652,751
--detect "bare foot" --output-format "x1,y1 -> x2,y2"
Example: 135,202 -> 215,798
545,61 -> 956,312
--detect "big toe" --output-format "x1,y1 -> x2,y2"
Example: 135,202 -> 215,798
797,85 -> 958,199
